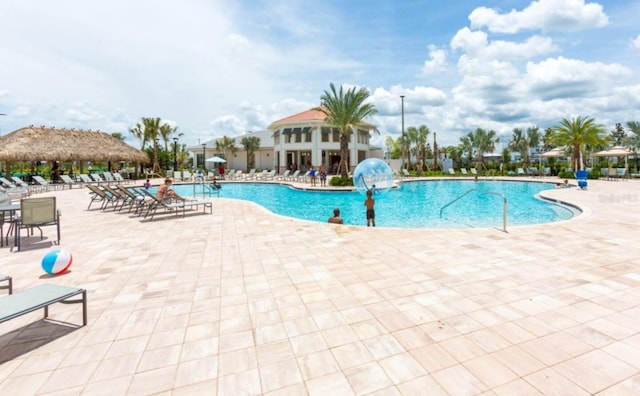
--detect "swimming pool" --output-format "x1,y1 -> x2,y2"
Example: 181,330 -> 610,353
158,180 -> 578,229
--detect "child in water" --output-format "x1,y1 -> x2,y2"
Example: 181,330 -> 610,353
364,189 -> 375,227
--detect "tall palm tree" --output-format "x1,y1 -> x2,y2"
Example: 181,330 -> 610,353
241,136 -> 261,170
315,83 -> 377,177
468,128 -> 498,171
407,125 -> 431,173
550,116 -> 607,170
142,117 -> 162,173
215,136 -> 237,168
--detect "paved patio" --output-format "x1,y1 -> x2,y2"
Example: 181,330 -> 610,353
0,177 -> 639,395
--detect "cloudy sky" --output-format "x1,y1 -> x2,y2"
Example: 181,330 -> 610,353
1,0 -> 639,149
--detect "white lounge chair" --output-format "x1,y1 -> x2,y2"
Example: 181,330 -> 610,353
244,169 -> 256,180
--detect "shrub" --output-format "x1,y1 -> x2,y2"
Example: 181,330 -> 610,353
329,175 -> 353,187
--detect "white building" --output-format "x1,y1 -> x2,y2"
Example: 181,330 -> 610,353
189,108 -> 383,173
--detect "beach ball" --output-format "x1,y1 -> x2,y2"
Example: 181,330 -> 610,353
353,158 -> 394,196
41,249 -> 73,275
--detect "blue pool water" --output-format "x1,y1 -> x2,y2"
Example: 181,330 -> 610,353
156,180 -> 577,229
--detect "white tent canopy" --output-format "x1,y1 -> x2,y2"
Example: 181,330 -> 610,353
593,146 -> 632,167
541,147 -> 567,158
205,156 -> 226,163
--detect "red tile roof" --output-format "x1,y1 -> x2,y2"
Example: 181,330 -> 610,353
268,107 -> 375,130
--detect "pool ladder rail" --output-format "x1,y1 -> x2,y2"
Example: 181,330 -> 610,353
439,188 -> 508,232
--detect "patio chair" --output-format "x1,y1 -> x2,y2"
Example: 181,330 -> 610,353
85,184 -> 118,210
90,173 -> 104,184
113,172 -> 129,184
447,168 -> 456,176
287,170 -> 300,181
139,189 -> 212,221
575,170 -> 588,190
115,185 -> 147,214
401,168 -> 412,178
244,169 -> 256,180
516,168 -> 525,176
277,170 -> 290,180
460,168 -> 468,175
470,168 -> 478,175
16,196 -> 61,251
59,174 -> 79,189
31,175 -> 56,191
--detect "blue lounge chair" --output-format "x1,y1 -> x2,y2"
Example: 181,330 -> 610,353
575,170 -> 588,190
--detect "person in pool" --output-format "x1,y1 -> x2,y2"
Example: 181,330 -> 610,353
364,189 -> 375,227
328,208 -> 343,224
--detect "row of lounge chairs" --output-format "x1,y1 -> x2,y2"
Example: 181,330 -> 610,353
86,184 -> 212,221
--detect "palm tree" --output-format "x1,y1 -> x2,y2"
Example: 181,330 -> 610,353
111,132 -> 126,141
468,128 -> 498,171
407,125 -> 431,173
315,83 -> 377,177
129,117 -> 163,174
215,136 -> 237,168
241,136 -> 261,170
550,116 -> 607,170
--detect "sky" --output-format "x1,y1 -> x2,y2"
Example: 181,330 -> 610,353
1,0 -> 639,150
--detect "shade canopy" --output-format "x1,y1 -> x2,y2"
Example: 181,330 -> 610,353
0,126 -> 150,163
592,146 -> 632,157
205,156 -> 226,163
541,148 -> 567,158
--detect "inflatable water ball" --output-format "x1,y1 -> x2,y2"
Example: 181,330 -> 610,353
41,249 -> 73,275
352,158 -> 394,195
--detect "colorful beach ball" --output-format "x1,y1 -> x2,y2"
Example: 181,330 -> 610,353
41,249 -> 73,275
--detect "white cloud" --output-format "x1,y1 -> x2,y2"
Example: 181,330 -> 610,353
524,57 -> 632,99
469,0 -> 608,34
452,28 -> 557,60
421,45 -> 447,75
633,34 -> 640,49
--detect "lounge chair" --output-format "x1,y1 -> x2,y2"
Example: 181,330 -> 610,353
59,174 -> 79,189
0,178 -> 30,197
288,170 -> 300,181
460,168 -> 468,175
113,172 -> 129,184
0,274 -> 12,294
115,185 -> 147,214
244,169 -> 256,180
616,168 -> 629,180
447,168 -> 456,176
470,168 -> 478,175
575,170 -> 588,190
16,196 -> 61,251
85,184 -> 118,210
0,284 -> 86,327
102,172 -> 116,184
516,168 -> 526,176
139,189 -> 212,220
78,174 -> 94,184
255,170 -> 268,180
298,170 -> 311,183
401,168 -> 412,178
90,173 -> 104,184
10,176 -> 30,189
542,167 -> 551,176
277,170 -> 290,180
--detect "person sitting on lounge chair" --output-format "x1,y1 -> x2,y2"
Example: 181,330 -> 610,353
157,178 -> 186,201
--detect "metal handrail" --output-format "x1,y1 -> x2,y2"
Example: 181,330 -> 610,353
192,178 -> 220,198
439,188 -> 508,232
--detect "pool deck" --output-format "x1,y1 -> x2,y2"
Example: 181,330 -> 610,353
1,176 -> 639,395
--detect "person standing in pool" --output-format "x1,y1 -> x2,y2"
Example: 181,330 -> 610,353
309,166 -> 317,186
364,189 -> 375,227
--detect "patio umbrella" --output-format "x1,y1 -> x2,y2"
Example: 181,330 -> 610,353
205,156 -> 226,163
593,146 -> 631,168
540,148 -> 567,158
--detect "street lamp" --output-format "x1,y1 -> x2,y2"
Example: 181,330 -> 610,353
173,137 -> 179,171
400,95 -> 405,170
202,143 -> 206,170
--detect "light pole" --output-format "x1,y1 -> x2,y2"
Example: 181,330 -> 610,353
202,143 -> 206,171
173,137 -> 179,172
400,95 -> 405,170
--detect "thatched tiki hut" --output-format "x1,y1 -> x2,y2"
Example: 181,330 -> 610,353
0,126 -> 149,176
